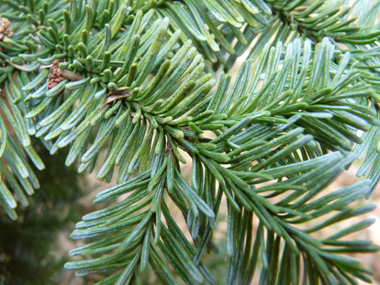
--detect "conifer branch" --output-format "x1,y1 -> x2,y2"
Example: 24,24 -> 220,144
0,0 -> 380,284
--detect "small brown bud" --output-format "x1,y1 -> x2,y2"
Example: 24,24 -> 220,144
47,60 -> 66,94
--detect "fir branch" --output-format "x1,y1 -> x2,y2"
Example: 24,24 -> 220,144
0,0 -> 380,284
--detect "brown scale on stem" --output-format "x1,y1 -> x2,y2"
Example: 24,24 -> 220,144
99,87 -> 131,110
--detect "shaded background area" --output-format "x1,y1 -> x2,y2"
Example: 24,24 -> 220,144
0,140 -> 86,285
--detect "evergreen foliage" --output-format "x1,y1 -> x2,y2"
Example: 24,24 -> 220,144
1,0 -> 380,284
